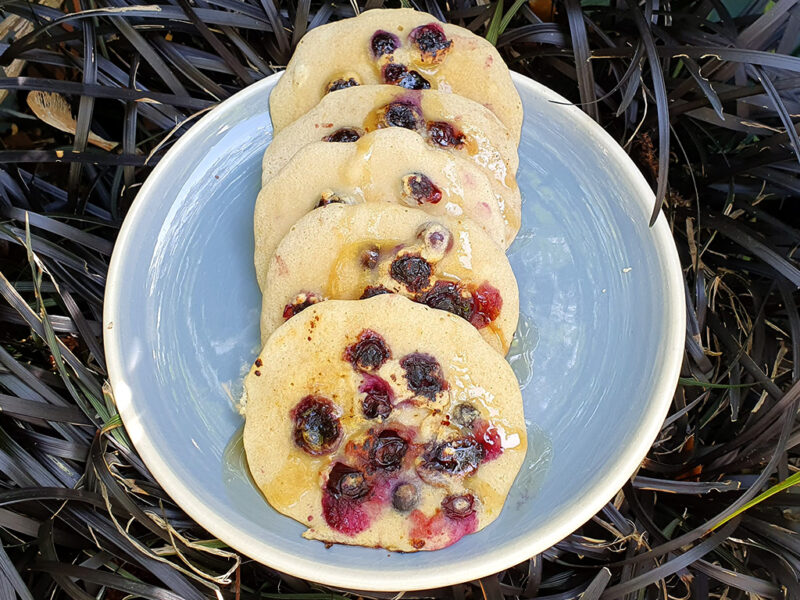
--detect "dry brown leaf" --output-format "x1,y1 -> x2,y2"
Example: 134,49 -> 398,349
27,90 -> 119,151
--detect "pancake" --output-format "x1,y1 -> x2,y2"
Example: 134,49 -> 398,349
243,294 -> 527,552
261,85 -> 521,239
259,203 -> 519,354
269,8 -> 522,143
254,128 -> 508,287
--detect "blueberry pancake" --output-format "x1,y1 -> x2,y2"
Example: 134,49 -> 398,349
254,129 -> 507,288
259,203 -> 519,354
269,8 -> 522,143
243,294 -> 527,551
261,85 -> 521,238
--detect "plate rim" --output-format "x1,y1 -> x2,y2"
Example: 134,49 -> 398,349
104,70 -> 685,591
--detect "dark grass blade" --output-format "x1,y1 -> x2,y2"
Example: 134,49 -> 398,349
152,37 -> 231,101
692,560 -> 782,597
121,54 -> 141,201
33,561 -> 188,600
0,542 -> 34,600
485,0 -> 505,46
58,506 -> 213,600
105,17 -> 189,98
38,518 -> 97,600
0,151 -> 149,165
59,287 -> 106,373
0,4 -> 274,59
497,23 -> 567,47
632,477 -> 742,493
423,0 -> 445,21
777,6 -> 800,54
615,45 -> 642,119
667,45 -> 800,72
0,222 -> 108,277
704,214 -> 800,287
221,24 -> 274,76
580,567 -> 611,600
522,555 -> 543,597
625,386 -> 799,565
0,206 -> 113,254
654,22 -> 724,120
257,0 -> 290,60
0,346 -> 76,409
67,19 -> 98,212
0,306 -> 84,335
292,0 -> 313,47
308,3 -> 335,30
174,0 -> 255,85
564,0 -> 598,121
88,432 -> 235,574
0,77 -> 213,109
750,64 -> 800,165
621,0 -> 670,226
0,271 -> 106,420
0,395 -> 90,424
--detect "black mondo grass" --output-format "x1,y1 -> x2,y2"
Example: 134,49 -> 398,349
0,0 -> 799,598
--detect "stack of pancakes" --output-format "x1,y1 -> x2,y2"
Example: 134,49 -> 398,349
243,8 -> 528,552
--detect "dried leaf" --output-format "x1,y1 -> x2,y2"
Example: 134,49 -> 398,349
27,91 -> 118,151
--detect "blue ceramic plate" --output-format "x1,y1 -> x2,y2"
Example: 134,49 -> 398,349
104,72 -> 684,591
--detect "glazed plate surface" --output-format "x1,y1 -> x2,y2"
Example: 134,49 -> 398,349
104,71 -> 684,590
